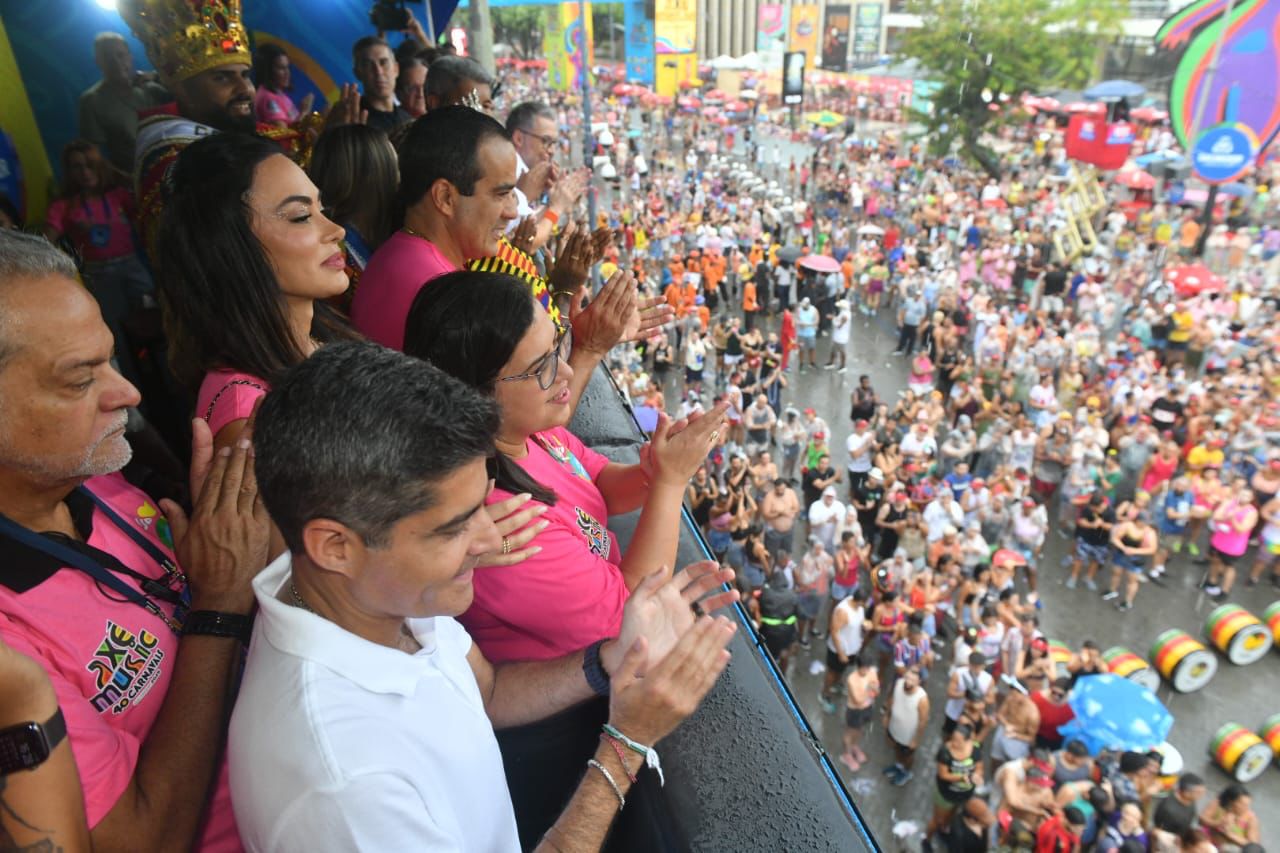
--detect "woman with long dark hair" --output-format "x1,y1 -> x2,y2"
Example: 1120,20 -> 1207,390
404,270 -> 729,848
156,132 -> 357,450
251,43 -> 311,126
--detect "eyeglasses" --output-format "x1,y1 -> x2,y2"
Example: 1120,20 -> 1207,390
497,327 -> 572,391
518,128 -> 561,150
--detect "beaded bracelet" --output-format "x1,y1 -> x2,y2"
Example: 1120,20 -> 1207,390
600,734 -> 639,783
587,759 -> 626,811
601,723 -> 665,786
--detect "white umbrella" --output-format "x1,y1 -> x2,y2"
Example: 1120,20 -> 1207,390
739,89 -> 759,100
857,224 -> 885,236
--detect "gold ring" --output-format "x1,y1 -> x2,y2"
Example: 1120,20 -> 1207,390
501,536 -> 511,555
709,430 -> 720,443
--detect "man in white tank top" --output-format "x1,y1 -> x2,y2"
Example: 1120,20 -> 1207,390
821,589 -> 868,713
883,665 -> 930,786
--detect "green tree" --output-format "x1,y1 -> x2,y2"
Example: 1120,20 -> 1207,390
492,6 -> 546,58
901,0 -> 1122,176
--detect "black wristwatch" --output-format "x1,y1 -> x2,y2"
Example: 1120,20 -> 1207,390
583,639 -> 611,696
0,707 -> 66,774
183,610 -> 254,645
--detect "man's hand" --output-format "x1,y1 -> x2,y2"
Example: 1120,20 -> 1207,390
568,267 -> 638,357
549,167 -> 591,215
322,83 -> 367,131
159,413 -> 270,615
606,613 -> 735,746
510,216 -> 539,256
602,562 -> 739,675
475,493 -> 548,567
516,160 -> 553,206
549,226 -> 593,295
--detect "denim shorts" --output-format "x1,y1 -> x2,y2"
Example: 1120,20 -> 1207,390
1075,539 -> 1110,565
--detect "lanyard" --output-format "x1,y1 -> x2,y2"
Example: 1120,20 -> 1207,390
0,488 -> 189,635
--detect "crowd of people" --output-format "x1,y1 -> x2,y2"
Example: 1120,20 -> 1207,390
0,0 -> 1278,851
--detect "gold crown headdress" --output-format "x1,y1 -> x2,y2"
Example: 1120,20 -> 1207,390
120,0 -> 251,84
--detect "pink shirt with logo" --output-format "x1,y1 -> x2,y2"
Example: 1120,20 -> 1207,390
44,187 -> 138,263
350,231 -> 459,351
196,369 -> 270,438
0,473 -> 241,851
253,87 -> 298,125
461,427 -> 628,663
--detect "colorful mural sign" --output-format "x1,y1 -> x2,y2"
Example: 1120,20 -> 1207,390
655,0 -> 696,55
1155,0 -> 1278,168
623,0 -> 654,85
1191,122 -> 1260,184
545,2 -> 594,92
788,5 -> 821,70
757,3 -> 789,67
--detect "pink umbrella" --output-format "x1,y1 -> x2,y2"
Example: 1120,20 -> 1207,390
798,254 -> 841,273
1067,102 -> 1106,115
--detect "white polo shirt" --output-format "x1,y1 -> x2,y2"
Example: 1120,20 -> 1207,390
228,554 -> 519,852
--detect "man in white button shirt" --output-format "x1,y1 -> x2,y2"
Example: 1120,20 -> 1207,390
230,342 -> 737,852
505,101 -> 589,252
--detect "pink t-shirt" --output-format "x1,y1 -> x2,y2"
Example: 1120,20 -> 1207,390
44,187 -> 137,263
461,427 -> 628,663
0,473 -> 240,851
350,231 -> 459,351
254,87 -> 298,125
196,369 -> 269,438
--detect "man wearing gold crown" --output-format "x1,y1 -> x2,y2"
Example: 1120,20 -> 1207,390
120,0 -> 346,256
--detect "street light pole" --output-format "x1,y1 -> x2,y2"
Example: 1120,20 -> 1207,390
580,0 -> 598,229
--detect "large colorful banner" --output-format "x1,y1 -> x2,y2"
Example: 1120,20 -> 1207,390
852,2 -> 882,65
655,0 -> 696,55
623,0 -> 654,85
757,3 -> 789,67
655,52 -> 698,98
821,4 -> 851,72
788,5 -> 821,70
544,2 -> 594,92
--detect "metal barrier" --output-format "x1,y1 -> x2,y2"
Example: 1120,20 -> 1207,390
569,366 -> 880,852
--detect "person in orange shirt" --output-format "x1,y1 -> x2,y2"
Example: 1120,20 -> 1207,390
669,254 -> 686,284
696,298 -> 710,332
841,255 -> 856,291
749,243 -> 764,267
702,252 -> 725,313
743,275 -> 760,332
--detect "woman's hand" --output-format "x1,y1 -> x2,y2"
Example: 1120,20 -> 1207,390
649,403 -> 729,489
569,267 -> 639,358
548,225 -> 592,295
475,493 -> 549,567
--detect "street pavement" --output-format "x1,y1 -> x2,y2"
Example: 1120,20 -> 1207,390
653,307 -> 1280,852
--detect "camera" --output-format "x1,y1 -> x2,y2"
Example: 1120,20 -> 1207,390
369,0 -> 418,32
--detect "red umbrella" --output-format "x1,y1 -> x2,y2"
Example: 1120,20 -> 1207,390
1067,102 -> 1106,115
890,157 -> 912,168
678,78 -> 701,90
1165,264 -> 1225,297
611,83 -> 635,97
1037,96 -> 1062,112
726,100 -> 750,112
992,548 -> 1027,569
1131,106 -> 1168,123
677,96 -> 700,110
705,88 -> 727,102
1114,169 -> 1156,190
798,254 -> 842,273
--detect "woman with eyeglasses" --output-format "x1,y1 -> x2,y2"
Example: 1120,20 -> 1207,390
403,270 -> 729,847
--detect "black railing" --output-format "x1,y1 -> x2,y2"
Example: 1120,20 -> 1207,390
569,365 -> 880,852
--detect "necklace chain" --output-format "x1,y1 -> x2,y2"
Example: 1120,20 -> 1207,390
289,577 -> 314,613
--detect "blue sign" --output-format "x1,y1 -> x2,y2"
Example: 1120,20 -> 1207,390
1191,122 -> 1258,185
623,0 -> 654,85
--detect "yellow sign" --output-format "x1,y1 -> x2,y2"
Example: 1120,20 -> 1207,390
655,0 -> 696,54
656,52 -> 698,97
788,5 -> 820,69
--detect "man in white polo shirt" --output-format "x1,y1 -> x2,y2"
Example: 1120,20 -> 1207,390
229,342 -> 737,852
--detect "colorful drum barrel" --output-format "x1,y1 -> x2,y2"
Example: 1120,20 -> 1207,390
1210,723 -> 1272,783
1151,629 -> 1218,693
1103,646 -> 1160,691
1265,601 -> 1280,645
1047,639 -> 1072,677
1262,714 -> 1280,759
1204,604 -> 1273,665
